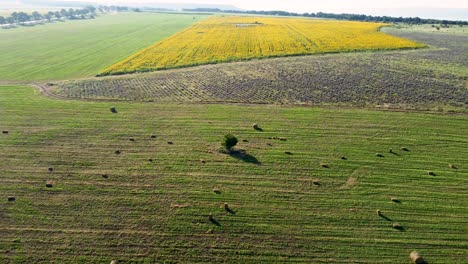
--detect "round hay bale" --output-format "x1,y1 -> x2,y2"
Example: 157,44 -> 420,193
110,260 -> 120,264
253,123 -> 259,129
341,156 -> 347,160
7,196 -> 16,202
410,251 -> 426,264
167,141 -> 174,145
110,107 -> 117,113
46,181 -> 53,188
102,174 -> 109,179
213,188 -> 221,194
376,153 -> 384,157
428,171 -> 436,176
2,130 -> 8,134
115,150 -> 121,155
448,164 -> 458,170
392,223 -> 403,230
151,135 -> 157,139
401,147 -> 410,152
48,167 -> 54,172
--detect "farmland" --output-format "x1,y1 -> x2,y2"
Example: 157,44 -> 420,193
56,27 -> 468,112
1,85 -> 467,263
0,12 -> 207,81
99,16 -> 424,76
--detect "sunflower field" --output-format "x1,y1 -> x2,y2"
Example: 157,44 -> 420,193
99,16 -> 425,76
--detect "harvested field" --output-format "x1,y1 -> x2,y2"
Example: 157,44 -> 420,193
55,29 -> 468,111
1,85 -> 467,263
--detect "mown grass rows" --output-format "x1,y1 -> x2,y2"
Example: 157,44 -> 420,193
1,86 -> 467,263
57,31 -> 467,111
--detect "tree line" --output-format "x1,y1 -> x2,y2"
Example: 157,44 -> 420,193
183,8 -> 468,26
0,5 -> 134,28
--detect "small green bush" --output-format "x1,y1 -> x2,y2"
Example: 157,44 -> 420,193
222,134 -> 238,151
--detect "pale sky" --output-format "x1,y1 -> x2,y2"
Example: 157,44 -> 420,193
93,0 -> 468,12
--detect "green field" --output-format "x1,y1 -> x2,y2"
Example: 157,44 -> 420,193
0,12 -> 207,81
1,85 -> 466,263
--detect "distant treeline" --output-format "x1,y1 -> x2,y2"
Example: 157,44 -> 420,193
183,8 -> 468,25
0,6 -> 138,28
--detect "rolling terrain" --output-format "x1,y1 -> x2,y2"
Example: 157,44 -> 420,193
55,26 -> 468,112
0,85 -> 467,263
0,12 -> 207,81
0,10 -> 467,264
99,16 -> 424,76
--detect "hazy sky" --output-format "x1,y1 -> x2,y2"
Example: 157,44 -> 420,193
93,0 -> 468,12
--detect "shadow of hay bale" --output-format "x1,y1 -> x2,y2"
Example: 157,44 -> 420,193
253,123 -> 263,131
208,214 -> 221,226
224,203 -> 236,215
229,150 -> 261,165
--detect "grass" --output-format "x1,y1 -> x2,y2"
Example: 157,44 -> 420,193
1,85 -> 467,263
0,12 -> 208,81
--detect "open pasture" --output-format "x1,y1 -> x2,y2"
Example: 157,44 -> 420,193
0,12 -> 207,81
99,16 -> 424,76
1,85 -> 467,263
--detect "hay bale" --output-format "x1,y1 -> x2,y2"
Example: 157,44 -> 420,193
7,196 -> 16,202
376,153 -> 384,157
377,209 -> 382,216
110,260 -> 120,264
279,137 -> 287,141
148,159 -> 153,162
242,139 -> 249,143
213,188 -> 221,194
267,143 -> 273,146
48,167 -> 54,172
115,150 -> 121,155
389,148 -> 394,153
252,123 -> 260,130
448,164 -> 458,170
341,156 -> 347,160
102,174 -> 109,179
391,197 -> 400,203
46,181 -> 53,188
110,107 -> 117,113
285,151 -> 293,155
428,171 -> 436,176
129,138 -> 135,142
401,147 -> 410,152
312,179 -> 321,186
151,135 -> 157,139
200,159 -> 206,164
409,251 -> 427,264
224,203 -> 229,211
2,130 -> 8,134
392,223 -> 403,230
320,163 -> 330,168
167,141 -> 174,145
